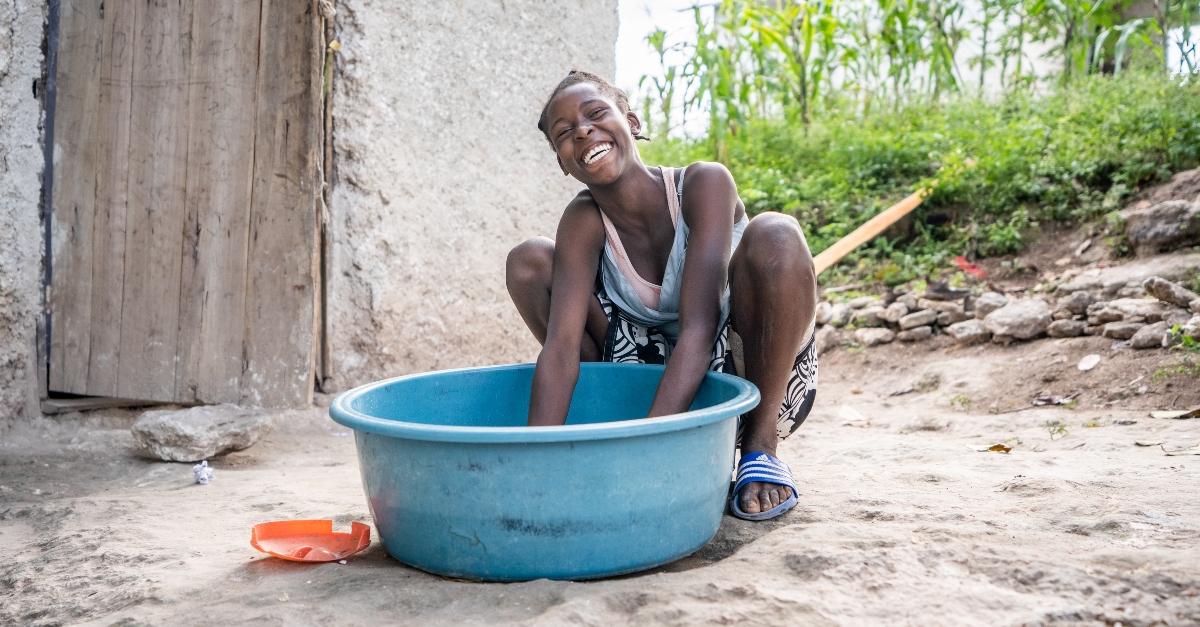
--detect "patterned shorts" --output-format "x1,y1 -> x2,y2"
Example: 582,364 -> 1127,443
596,290 -> 817,444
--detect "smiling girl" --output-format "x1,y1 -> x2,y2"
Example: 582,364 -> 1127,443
505,70 -> 819,521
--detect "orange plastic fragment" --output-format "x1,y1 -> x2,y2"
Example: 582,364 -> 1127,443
250,520 -> 371,562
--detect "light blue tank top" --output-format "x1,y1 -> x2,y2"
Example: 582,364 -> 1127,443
598,166 -> 750,345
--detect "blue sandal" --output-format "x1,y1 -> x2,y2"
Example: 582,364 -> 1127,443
731,452 -> 798,521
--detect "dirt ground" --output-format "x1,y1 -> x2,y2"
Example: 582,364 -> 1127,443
3,328 -> 1199,627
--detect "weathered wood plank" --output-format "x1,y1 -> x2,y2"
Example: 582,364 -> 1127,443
241,0 -> 320,407
48,0 -> 104,394
85,0 -> 137,396
174,0 -> 262,403
115,0 -> 193,401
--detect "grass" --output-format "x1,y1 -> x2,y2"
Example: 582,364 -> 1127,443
640,72 -> 1200,285
1045,420 -> 1068,440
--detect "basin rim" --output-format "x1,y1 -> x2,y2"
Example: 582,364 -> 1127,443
329,363 -> 760,443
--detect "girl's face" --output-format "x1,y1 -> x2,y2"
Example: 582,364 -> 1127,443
544,83 -> 643,186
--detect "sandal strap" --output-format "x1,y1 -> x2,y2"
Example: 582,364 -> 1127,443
733,452 -> 796,495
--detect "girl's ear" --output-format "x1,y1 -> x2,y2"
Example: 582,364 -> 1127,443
626,110 -> 643,137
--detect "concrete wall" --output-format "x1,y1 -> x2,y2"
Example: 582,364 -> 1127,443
0,0 -> 46,431
329,1 -> 618,389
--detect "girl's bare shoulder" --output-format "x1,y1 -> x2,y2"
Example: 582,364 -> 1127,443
681,161 -> 736,189
555,189 -> 605,248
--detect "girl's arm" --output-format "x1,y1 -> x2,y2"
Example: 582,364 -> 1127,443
646,163 -> 738,417
528,195 -> 606,426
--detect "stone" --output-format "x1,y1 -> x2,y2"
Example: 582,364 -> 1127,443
1121,199 -> 1200,257
882,301 -> 909,324
897,326 -> 933,342
937,310 -> 973,326
1107,298 -> 1185,323
974,292 -> 1008,319
899,309 -> 939,330
1103,321 -> 1145,340
1164,309 -> 1194,327
132,405 -> 275,462
853,305 -> 888,328
814,325 -> 841,355
1087,298 -> 1183,325
1047,319 -> 1086,338
1086,308 -> 1124,325
1084,324 -> 1104,336
1143,276 -> 1200,308
854,327 -> 895,347
1193,298 -> 1200,314
1055,252 -> 1200,295
814,301 -> 833,325
917,298 -> 963,313
847,296 -> 880,309
828,303 -> 853,328
983,298 -> 1052,340
1101,280 -> 1131,298
1056,290 -> 1097,316
1117,286 -> 1147,299
1052,309 -> 1075,321
946,319 -> 991,345
898,293 -> 919,310
1130,321 -> 1170,349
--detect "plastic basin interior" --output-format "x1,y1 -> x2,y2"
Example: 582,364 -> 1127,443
330,362 -> 759,581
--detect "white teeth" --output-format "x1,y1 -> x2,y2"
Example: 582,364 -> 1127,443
584,143 -> 612,165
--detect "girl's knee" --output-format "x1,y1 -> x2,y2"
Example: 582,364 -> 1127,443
506,237 -> 554,289
739,214 -> 813,277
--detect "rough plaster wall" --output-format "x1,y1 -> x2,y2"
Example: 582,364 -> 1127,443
0,0 -> 46,430
330,0 -> 617,389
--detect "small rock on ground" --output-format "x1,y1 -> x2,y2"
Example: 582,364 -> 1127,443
1047,319 -> 1087,338
899,309 -> 938,330
917,298 -> 962,313
1103,321 -> 1146,340
938,310 -> 972,326
814,325 -> 841,355
897,326 -> 933,342
828,303 -> 853,327
1143,276 -> 1200,308
1055,290 -> 1097,316
854,328 -> 895,347
974,292 -> 1008,319
814,301 -> 833,325
853,306 -> 887,328
984,298 -> 1052,340
882,302 -> 909,324
946,319 -> 990,345
847,296 -> 880,309
1131,321 -> 1170,349
132,404 -> 275,462
1121,199 -> 1200,257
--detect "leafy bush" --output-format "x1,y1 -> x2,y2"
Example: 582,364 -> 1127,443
639,72 -> 1200,284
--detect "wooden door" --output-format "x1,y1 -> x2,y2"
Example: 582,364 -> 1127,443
49,0 -> 323,407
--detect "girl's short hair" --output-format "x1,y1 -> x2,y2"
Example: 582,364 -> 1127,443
537,70 -> 631,149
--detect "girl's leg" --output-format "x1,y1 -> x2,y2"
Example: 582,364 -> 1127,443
729,213 -> 818,516
506,237 -> 609,361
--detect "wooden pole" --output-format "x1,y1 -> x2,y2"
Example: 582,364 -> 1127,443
811,185 -> 934,274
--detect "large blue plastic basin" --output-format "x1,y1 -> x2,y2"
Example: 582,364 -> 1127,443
329,362 -> 759,581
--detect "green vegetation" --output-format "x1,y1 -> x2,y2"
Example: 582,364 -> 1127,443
636,0 -> 1200,283
949,393 -> 972,411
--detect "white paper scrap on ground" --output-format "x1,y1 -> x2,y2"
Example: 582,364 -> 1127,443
838,405 -> 868,425
193,460 -> 214,485
1077,354 -> 1101,371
